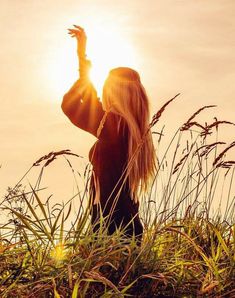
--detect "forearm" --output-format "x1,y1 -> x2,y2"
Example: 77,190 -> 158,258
68,25 -> 89,80
61,58 -> 91,113
78,57 -> 91,79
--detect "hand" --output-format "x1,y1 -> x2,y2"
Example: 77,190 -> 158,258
68,25 -> 87,59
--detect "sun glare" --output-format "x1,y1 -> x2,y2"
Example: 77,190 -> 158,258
50,242 -> 67,263
85,22 -> 138,96
44,19 -> 138,99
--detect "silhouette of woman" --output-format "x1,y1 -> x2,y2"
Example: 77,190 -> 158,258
62,25 -> 156,242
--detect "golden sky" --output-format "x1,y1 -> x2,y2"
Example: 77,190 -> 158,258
0,0 -> 235,200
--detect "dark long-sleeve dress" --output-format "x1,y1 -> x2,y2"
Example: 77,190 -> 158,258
61,61 -> 143,239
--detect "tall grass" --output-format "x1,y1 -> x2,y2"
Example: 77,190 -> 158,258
0,96 -> 235,297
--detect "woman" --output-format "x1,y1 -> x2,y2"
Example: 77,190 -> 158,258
62,25 -> 156,241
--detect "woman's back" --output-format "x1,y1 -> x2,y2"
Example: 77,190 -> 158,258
89,113 -> 130,207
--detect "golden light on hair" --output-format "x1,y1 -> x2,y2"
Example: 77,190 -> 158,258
102,67 -> 157,201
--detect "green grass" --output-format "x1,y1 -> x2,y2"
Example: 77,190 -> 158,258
0,99 -> 235,297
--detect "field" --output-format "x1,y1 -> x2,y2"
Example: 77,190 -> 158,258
0,96 -> 235,297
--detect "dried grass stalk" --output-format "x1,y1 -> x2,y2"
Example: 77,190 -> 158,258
173,153 -> 190,174
149,93 -> 180,128
213,141 -> 235,166
33,149 -> 82,167
194,142 -> 226,158
181,105 -> 216,131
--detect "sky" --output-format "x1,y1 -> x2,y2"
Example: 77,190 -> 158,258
0,0 -> 235,205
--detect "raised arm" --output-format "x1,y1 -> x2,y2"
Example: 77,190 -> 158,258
61,25 -> 104,137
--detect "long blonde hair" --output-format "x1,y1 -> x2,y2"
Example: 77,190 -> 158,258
102,67 -> 157,201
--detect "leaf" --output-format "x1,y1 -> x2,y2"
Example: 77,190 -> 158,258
54,288 -> 61,298
51,207 -> 63,237
52,278 -> 61,298
59,212 -> 64,243
30,184 -> 50,227
21,193 -> 45,231
7,209 -> 44,241
120,278 -> 138,294
64,202 -> 72,222
212,226 -> 230,257
72,280 -> 80,298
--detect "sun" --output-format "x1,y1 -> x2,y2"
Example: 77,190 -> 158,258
85,22 -> 138,96
43,19 -> 138,99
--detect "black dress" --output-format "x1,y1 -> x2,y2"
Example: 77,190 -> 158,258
62,74 -> 143,240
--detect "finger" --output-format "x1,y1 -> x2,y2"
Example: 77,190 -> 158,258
67,31 -> 76,37
68,31 -> 81,38
73,25 -> 84,31
68,29 -> 82,36
68,28 -> 80,32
